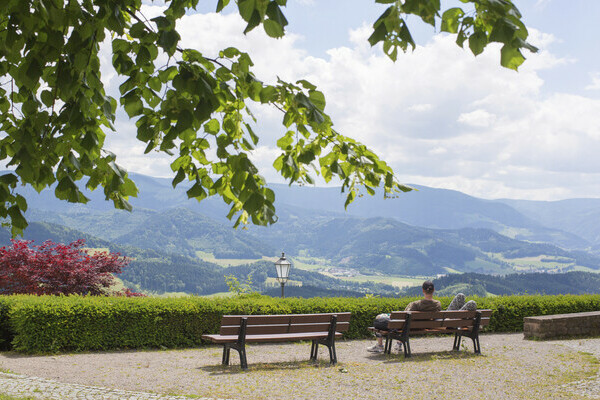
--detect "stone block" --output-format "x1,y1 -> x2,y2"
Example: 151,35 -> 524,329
523,311 -> 600,340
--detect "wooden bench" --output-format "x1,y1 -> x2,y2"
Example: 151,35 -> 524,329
369,309 -> 492,357
201,312 -> 351,370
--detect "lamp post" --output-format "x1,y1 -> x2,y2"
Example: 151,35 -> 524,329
274,252 -> 291,298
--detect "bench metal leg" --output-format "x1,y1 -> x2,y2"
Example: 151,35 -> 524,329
328,342 -> 337,365
311,315 -> 339,365
312,339 -> 338,365
404,339 -> 411,358
384,335 -> 393,354
238,347 -> 248,370
453,312 -> 483,355
472,336 -> 481,354
453,333 -> 462,351
222,345 -> 231,365
388,333 -> 411,357
222,343 -> 248,369
453,331 -> 481,354
310,340 -> 319,361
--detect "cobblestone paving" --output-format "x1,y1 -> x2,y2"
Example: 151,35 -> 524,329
0,371 -> 229,400
558,338 -> 600,399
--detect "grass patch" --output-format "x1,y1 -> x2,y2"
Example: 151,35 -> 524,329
332,275 -> 422,289
0,394 -> 38,400
486,253 -> 586,273
195,251 -> 275,267
265,278 -> 302,287
291,257 -> 338,272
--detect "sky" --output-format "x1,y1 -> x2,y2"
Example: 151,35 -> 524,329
101,0 -> 600,201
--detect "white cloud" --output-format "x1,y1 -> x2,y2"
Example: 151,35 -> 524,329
408,104 -> 433,112
100,10 -> 600,201
457,110 -> 497,128
586,72 -> 600,90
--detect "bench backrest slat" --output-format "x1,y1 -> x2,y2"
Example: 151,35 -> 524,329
386,310 -> 493,331
390,310 -> 492,320
220,321 -> 351,335
220,312 -> 351,327
219,313 -> 351,335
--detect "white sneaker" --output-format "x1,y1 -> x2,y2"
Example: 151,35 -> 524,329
366,344 -> 384,353
394,341 -> 403,352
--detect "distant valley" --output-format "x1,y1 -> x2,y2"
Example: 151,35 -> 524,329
5,172 -> 600,297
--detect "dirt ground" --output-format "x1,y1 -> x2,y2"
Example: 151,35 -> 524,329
0,333 -> 597,400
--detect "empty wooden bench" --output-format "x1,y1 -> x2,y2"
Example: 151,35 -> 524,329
369,309 -> 492,357
202,312 -> 351,369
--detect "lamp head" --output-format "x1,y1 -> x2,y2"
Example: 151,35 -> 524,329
275,252 -> 292,283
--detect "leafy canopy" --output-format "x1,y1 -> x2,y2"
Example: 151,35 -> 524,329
0,0 -> 537,234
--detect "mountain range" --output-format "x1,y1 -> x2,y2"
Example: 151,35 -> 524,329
4,171 -> 600,294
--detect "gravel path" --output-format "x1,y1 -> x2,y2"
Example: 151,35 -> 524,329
0,371 -> 225,400
0,333 -> 598,400
549,337 -> 600,399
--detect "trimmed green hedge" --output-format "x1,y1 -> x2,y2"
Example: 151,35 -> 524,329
0,293 -> 599,353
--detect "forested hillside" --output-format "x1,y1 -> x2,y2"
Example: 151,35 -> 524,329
402,272 -> 600,297
0,222 -> 398,296
20,206 -> 600,276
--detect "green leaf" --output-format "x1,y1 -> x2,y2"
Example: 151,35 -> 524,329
40,90 -> 54,107
136,45 -> 152,66
243,192 -> 263,215
172,168 -> 186,188
490,18 -> 517,44
368,23 -> 387,46
244,11 -> 262,34
500,44 -> 525,71
222,47 -> 240,58
263,19 -> 284,38
469,31 -> 487,56
15,194 -> 28,212
238,0 -> 256,22
204,119 -> 220,134
266,2 -> 288,28
176,109 -> 194,131
68,152 -> 81,170
344,189 -> 356,209
246,123 -> 259,145
148,77 -> 162,92
260,86 -> 278,103
276,131 -> 294,149
81,132 -> 99,152
187,182 -> 207,200
441,8 -> 464,33
8,205 -> 27,232
157,30 -> 180,56
308,90 -> 326,111
216,0 -> 230,12
123,92 -> 144,117
121,177 -> 139,197
158,66 -> 178,83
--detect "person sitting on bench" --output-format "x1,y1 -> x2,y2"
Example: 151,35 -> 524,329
367,280 -> 440,353
367,281 -> 477,353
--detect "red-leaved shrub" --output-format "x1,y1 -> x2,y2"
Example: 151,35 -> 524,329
0,239 -> 131,295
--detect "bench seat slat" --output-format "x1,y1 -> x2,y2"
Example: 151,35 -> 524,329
202,331 -> 343,344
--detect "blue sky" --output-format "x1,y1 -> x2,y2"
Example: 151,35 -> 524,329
103,1 -> 600,201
